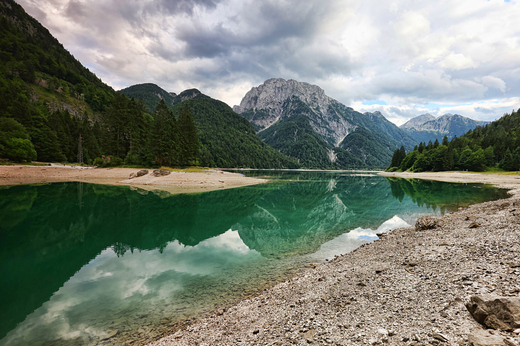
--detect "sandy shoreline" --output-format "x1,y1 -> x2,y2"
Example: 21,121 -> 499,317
147,171 -> 520,346
379,171 -> 520,192
0,165 -> 267,194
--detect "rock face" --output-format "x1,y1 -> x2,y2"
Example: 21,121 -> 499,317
466,295 -> 520,331
234,78 -> 416,168
400,113 -> 488,143
400,113 -> 436,130
233,78 -> 355,146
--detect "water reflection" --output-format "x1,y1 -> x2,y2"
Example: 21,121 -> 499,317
0,174 -> 508,345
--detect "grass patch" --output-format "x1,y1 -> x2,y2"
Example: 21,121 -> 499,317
0,161 -> 51,166
159,166 -> 212,173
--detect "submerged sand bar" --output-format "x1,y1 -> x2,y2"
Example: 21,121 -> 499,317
0,165 -> 267,194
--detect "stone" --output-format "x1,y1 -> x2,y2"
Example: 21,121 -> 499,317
302,329 -> 316,342
136,169 -> 148,177
415,216 -> 441,231
101,330 -> 118,341
432,332 -> 449,342
152,169 -> 171,177
466,295 -> 520,331
129,169 -> 148,179
468,330 -> 505,346
377,328 -> 388,336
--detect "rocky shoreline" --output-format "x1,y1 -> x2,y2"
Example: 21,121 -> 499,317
148,173 -> 520,346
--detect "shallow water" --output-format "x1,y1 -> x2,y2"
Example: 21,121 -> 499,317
0,172 -> 508,345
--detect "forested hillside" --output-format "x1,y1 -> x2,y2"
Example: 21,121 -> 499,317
0,0 -> 299,169
119,83 -> 177,113
0,0 -> 114,162
387,109 -> 520,172
122,85 -> 301,168
234,79 -> 417,169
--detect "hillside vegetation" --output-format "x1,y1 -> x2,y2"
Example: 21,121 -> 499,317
0,0 -> 299,169
387,109 -> 520,172
0,0 -> 115,163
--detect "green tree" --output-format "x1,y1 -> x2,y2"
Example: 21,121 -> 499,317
177,104 -> 199,166
400,151 -> 419,171
484,146 -> 495,167
0,117 -> 36,161
500,148 -> 516,171
150,99 -> 178,166
458,147 -> 473,170
431,145 -> 448,171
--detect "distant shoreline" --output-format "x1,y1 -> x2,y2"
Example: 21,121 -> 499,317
378,170 -> 520,191
0,165 -> 268,195
2,165 -> 519,195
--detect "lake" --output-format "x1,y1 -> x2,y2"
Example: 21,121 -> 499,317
0,171 -> 508,345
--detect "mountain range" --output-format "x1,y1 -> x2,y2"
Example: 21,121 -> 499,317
400,113 -> 488,144
119,85 -> 299,168
0,0 -> 493,170
233,78 -> 417,168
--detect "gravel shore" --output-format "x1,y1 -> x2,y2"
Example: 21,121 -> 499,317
148,172 -> 520,346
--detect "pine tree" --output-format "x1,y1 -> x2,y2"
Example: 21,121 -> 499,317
150,99 -> 178,166
500,148 -> 515,171
177,104 -> 199,166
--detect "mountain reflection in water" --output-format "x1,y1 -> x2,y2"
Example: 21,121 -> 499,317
0,173 -> 507,345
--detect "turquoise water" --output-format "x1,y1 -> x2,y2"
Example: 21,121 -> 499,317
0,172 -> 508,345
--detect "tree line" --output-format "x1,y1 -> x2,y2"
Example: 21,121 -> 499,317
387,109 -> 520,172
0,87 -> 200,167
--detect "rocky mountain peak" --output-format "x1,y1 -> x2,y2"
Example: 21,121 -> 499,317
233,78 -> 333,116
176,89 -> 202,102
232,78 -> 354,147
400,113 -> 436,130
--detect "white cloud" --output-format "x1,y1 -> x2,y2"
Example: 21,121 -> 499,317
16,0 -> 520,122
479,76 -> 507,92
439,53 -> 478,70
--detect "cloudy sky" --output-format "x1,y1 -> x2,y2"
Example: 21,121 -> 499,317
17,0 -> 520,125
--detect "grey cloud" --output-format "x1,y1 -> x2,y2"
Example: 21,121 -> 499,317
475,107 -> 496,114
147,0 -> 222,16
64,0 -> 86,21
175,22 -> 233,58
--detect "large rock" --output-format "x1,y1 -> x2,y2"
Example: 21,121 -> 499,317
152,169 -> 171,177
129,169 -> 148,179
468,330 -> 505,346
415,216 -> 441,231
466,295 -> 520,331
